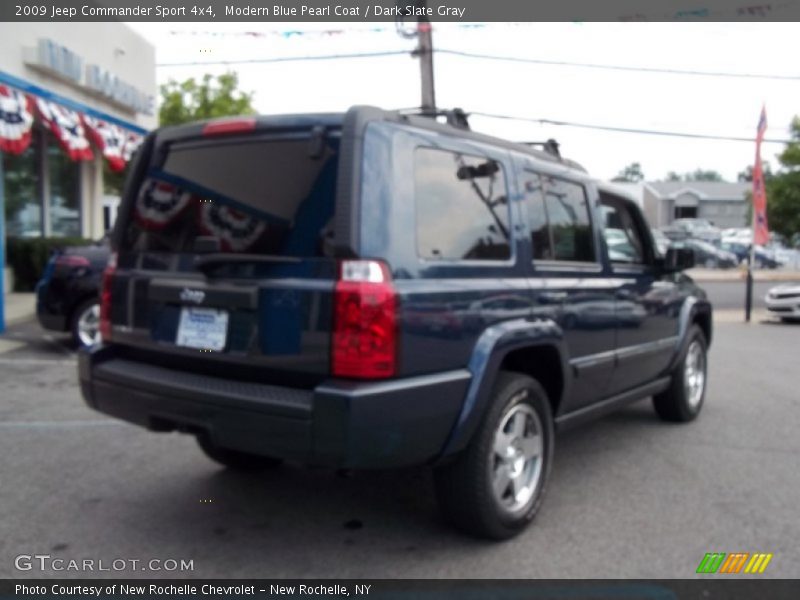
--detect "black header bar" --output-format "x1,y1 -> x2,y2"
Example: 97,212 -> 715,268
3,0 -> 800,22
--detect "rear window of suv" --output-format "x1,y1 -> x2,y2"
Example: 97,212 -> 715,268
121,134 -> 339,262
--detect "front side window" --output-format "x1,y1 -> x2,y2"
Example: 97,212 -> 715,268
524,173 -> 595,263
415,147 -> 510,261
600,193 -> 647,264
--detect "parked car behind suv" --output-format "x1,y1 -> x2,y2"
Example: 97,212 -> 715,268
670,218 -> 722,244
36,239 -> 110,347
78,107 -> 712,539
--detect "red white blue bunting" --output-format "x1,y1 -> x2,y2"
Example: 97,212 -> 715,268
198,203 -> 266,252
35,98 -> 94,161
83,116 -> 145,172
133,179 -> 192,230
0,86 -> 35,155
83,115 -> 127,172
122,130 -> 144,163
0,85 -> 144,169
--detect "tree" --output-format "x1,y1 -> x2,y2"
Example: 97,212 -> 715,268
737,161 -> 774,183
158,72 -> 256,127
612,162 -> 645,183
665,171 -> 682,182
685,168 -> 725,182
765,117 -> 800,238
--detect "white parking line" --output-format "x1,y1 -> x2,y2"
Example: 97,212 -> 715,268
0,357 -> 76,365
0,420 -> 123,428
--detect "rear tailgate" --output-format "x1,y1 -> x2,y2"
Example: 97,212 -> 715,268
108,118 -> 344,385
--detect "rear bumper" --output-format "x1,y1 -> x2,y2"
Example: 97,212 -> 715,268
78,345 -> 470,469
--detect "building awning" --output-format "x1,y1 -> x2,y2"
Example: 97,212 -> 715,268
0,80 -> 145,172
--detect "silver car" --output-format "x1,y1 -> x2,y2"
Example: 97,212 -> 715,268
765,284 -> 800,321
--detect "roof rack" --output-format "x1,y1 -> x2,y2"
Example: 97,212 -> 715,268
396,107 -> 581,170
519,139 -> 561,159
398,106 -> 471,130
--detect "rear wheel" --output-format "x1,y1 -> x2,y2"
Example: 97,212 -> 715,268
653,325 -> 708,422
196,434 -> 282,470
71,298 -> 101,348
434,372 -> 554,540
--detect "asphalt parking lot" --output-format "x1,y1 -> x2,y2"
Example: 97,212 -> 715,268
0,315 -> 798,579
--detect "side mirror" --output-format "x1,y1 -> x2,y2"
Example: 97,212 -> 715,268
663,247 -> 695,272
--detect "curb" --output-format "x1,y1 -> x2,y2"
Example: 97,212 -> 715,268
688,269 -> 800,283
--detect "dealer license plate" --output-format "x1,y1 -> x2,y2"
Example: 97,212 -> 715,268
176,307 -> 229,351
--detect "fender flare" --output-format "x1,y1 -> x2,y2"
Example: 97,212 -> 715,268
437,318 -> 571,459
667,297 -> 713,372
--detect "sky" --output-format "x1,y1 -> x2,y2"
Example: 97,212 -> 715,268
126,22 -> 800,182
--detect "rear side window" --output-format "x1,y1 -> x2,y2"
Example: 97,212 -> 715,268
525,173 -> 596,263
414,147 -> 510,261
122,135 -> 339,261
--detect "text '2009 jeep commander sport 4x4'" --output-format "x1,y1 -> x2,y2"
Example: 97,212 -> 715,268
79,106 -> 711,539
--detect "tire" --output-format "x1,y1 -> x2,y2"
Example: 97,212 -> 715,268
196,434 -> 282,471
652,325 -> 708,422
70,298 -> 101,348
434,371 -> 554,540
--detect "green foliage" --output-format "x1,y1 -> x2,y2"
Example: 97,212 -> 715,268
612,162 -> 644,183
6,237 -> 93,292
103,160 -> 128,195
737,161 -> 774,183
663,169 -> 726,182
766,117 -> 800,238
685,168 -> 725,182
158,72 -> 256,127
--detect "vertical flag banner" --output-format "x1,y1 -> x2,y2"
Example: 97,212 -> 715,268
0,86 -> 35,155
35,98 -> 93,161
752,107 -> 769,246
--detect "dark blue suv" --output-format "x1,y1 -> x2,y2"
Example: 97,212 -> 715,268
78,107 -> 712,539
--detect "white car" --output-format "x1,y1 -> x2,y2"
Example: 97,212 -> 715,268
765,284 -> 800,321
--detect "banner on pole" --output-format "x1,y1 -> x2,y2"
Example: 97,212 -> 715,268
752,106 -> 769,246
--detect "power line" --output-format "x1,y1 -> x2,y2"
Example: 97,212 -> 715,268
156,50 -> 408,67
436,49 -> 800,82
157,48 -> 800,82
469,112 -> 793,144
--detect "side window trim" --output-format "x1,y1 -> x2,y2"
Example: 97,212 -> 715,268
414,144 -> 515,266
523,167 -> 600,267
600,193 -> 651,268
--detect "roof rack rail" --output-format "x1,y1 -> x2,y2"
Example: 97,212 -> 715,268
519,139 -> 561,159
398,106 -> 471,130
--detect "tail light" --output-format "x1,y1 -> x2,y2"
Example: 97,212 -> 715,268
332,260 -> 397,379
99,252 -> 117,342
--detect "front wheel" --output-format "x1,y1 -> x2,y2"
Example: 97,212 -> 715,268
434,372 -> 554,540
653,325 -> 708,422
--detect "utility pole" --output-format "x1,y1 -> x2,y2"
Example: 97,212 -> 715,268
416,18 -> 436,114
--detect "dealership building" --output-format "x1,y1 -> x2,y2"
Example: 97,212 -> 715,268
1,22 -> 156,291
